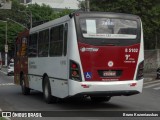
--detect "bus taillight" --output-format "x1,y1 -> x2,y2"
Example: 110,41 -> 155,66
69,60 -> 82,81
136,61 -> 144,80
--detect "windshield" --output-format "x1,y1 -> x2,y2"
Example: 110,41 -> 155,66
80,18 -> 138,39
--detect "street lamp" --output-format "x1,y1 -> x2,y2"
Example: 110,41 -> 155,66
86,0 -> 90,12
6,18 -> 28,29
0,20 -> 8,66
18,10 -> 32,28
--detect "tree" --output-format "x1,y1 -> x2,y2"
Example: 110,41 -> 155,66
0,0 -> 73,57
0,0 -> 26,55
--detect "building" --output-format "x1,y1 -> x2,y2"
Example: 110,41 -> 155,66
20,0 -> 83,10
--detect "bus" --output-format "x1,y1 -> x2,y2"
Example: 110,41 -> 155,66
14,11 -> 144,103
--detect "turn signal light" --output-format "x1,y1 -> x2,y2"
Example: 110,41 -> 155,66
69,60 -> 82,81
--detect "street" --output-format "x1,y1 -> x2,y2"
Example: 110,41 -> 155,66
0,68 -> 160,120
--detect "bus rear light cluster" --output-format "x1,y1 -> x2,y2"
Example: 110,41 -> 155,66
136,61 -> 144,80
70,60 -> 82,81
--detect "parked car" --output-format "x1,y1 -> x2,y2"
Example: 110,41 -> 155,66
156,67 -> 160,79
7,63 -> 14,75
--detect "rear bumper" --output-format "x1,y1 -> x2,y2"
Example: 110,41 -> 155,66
69,79 -> 143,97
74,90 -> 140,97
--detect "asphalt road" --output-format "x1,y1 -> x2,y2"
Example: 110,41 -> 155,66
0,69 -> 160,120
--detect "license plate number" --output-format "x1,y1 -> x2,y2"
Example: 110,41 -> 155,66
103,71 -> 116,77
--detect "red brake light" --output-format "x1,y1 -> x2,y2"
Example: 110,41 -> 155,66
70,60 -> 81,81
72,63 -> 77,69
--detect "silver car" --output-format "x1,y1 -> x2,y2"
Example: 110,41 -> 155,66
7,63 -> 14,75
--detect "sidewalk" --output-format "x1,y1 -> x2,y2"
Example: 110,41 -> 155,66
144,72 -> 157,81
0,66 -> 7,74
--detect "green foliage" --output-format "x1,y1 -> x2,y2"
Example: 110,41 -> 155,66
0,0 -> 72,55
80,0 -> 160,49
0,0 -> 26,55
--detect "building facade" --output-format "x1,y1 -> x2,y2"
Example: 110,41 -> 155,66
20,0 -> 83,10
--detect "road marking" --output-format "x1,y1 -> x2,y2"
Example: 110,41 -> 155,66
0,70 -> 7,74
144,82 -> 160,88
153,87 -> 160,90
0,69 -> 14,78
0,83 -> 15,86
144,80 -> 160,85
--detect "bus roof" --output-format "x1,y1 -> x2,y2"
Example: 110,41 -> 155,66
30,11 -> 140,34
30,14 -> 70,34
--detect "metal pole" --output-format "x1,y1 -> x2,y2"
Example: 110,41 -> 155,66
86,0 -> 90,12
30,11 -> 32,28
7,18 -> 28,29
5,21 -> 7,66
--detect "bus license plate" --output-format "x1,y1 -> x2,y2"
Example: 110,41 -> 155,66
103,71 -> 116,77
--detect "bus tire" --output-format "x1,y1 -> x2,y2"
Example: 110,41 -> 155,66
43,76 -> 53,104
90,96 -> 111,103
21,74 -> 30,95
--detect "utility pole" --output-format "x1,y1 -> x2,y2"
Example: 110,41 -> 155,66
86,0 -> 90,12
5,20 -> 7,67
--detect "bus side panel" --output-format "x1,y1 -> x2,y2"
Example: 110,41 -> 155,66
28,57 -> 68,98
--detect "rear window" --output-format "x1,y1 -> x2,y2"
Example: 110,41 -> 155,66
9,63 -> 14,67
80,18 -> 138,39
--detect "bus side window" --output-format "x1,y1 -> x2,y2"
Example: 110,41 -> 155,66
38,29 -> 49,57
50,25 -> 63,56
64,23 -> 68,56
28,33 -> 38,57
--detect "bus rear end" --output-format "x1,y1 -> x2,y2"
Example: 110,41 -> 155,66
68,12 -> 144,100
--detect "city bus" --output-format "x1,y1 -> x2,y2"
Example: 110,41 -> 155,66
14,11 -> 144,103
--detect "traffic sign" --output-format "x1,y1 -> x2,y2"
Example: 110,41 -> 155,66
5,44 -> 8,52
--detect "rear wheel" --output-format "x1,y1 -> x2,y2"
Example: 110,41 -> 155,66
43,76 -> 57,104
90,96 -> 111,103
21,74 -> 30,95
